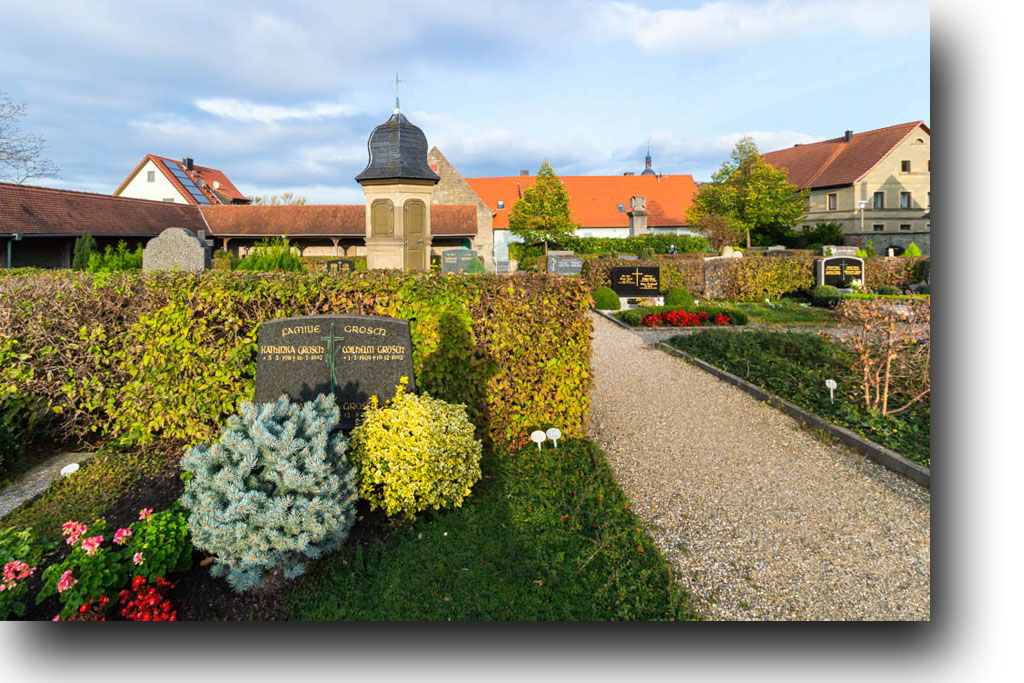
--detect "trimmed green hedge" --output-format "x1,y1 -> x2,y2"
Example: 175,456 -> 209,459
615,304 -> 748,327
510,234 -> 708,262
0,272 -> 592,449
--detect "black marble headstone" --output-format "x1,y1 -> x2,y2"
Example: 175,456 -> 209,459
441,249 -> 477,273
816,257 -> 864,288
547,255 -> 583,275
611,266 -> 661,296
254,314 -> 415,429
326,259 -> 355,274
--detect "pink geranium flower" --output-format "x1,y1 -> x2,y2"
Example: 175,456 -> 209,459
61,521 -> 87,545
133,552 -> 144,566
57,570 -> 77,593
113,528 -> 132,545
138,508 -> 153,521
80,536 -> 103,556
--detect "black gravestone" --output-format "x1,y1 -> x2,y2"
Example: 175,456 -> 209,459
547,255 -> 583,275
326,259 -> 355,274
254,314 -> 415,429
611,266 -> 661,296
442,249 -> 477,273
816,257 -> 864,288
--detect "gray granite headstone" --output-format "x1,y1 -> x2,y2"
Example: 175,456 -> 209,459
442,249 -> 477,273
143,227 -> 209,272
822,245 -> 858,256
254,314 -> 415,429
547,255 -> 583,275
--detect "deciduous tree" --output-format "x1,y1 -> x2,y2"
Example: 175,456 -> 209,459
687,136 -> 806,248
508,161 -> 579,257
0,91 -> 59,183
252,192 -> 307,206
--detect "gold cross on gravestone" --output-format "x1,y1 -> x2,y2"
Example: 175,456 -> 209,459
321,322 -> 346,396
632,267 -> 643,286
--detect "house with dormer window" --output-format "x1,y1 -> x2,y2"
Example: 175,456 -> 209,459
114,154 -> 251,205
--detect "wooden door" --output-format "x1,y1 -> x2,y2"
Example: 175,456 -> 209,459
404,200 -> 426,271
371,200 -> 394,237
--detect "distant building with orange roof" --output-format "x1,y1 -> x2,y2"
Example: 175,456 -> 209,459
114,154 -> 251,206
762,122 -> 930,254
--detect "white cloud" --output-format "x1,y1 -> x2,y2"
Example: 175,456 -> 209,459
195,98 -> 356,124
589,0 -> 928,51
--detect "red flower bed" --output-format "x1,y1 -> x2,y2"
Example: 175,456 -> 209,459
642,310 -> 731,328
119,576 -> 177,621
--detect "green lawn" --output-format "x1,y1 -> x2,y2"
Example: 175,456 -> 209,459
666,331 -> 930,467
285,439 -> 698,621
731,299 -> 838,326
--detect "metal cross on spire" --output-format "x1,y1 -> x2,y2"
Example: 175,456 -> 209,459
392,71 -> 404,112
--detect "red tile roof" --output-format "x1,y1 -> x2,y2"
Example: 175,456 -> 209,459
465,174 -> 698,229
114,154 -> 249,204
199,204 -> 477,237
762,122 -> 929,189
0,182 -> 207,236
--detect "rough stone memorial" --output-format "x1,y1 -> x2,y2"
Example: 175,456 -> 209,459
326,259 -> 355,274
611,266 -> 661,297
441,249 -> 477,273
254,314 -> 415,429
816,256 -> 864,289
547,254 -> 583,275
142,227 -> 210,272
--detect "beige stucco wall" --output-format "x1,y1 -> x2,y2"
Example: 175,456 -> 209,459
796,126 -> 930,253
116,159 -> 188,204
428,147 -> 494,267
360,180 -> 435,270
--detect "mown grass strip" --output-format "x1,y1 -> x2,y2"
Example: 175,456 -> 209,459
285,439 -> 698,621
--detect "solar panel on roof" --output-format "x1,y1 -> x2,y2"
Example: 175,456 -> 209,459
162,159 -> 212,204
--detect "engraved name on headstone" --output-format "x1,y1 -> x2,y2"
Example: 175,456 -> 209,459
610,266 -> 661,297
816,256 -> 865,288
441,249 -> 477,273
326,259 -> 355,274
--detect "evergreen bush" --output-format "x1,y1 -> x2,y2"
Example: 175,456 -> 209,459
348,381 -> 482,518
465,256 -> 486,274
86,241 -> 143,272
235,237 -> 304,272
904,242 -> 922,258
591,286 -> 620,310
180,394 -> 358,592
876,285 -> 902,296
664,287 -> 694,309
71,234 -> 97,271
812,285 -> 841,308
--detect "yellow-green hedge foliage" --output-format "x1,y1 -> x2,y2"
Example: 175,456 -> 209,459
348,382 -> 482,517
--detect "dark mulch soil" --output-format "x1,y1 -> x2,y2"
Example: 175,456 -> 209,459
15,459 -> 393,621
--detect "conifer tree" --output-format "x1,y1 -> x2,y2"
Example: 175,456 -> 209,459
180,394 -> 358,592
71,234 -> 97,271
508,160 -> 580,257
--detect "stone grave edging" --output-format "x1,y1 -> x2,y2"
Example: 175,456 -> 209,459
654,341 -> 930,488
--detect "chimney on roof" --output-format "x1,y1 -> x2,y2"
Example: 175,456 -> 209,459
844,130 -> 853,143
623,171 -> 634,175
520,169 -> 529,176
183,157 -> 194,171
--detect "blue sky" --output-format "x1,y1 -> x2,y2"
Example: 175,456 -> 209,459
1,0 -> 929,204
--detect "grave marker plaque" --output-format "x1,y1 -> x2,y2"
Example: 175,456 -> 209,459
611,266 -> 661,297
254,314 -> 415,429
325,259 -> 355,274
441,249 -> 477,273
816,256 -> 864,288
547,255 -> 583,275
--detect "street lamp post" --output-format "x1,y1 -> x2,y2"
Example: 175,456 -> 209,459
857,200 -> 869,232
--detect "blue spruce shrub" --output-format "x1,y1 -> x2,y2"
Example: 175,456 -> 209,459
180,394 -> 358,592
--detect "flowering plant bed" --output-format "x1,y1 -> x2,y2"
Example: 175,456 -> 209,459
615,304 -> 747,327
642,310 -> 733,327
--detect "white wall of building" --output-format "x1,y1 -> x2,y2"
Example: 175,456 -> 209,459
117,160 -> 187,204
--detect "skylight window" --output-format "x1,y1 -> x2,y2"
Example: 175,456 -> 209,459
617,203 -> 625,212
497,200 -> 504,209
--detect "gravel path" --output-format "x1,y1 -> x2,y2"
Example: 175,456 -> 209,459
587,313 -> 930,621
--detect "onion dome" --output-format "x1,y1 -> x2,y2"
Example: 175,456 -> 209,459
355,110 -> 440,184
641,147 -> 656,176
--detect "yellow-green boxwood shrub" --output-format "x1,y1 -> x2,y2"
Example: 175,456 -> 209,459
348,382 -> 483,517
0,271 -> 591,449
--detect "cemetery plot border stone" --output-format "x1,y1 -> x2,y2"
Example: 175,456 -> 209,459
611,266 -> 661,297
254,314 -> 415,429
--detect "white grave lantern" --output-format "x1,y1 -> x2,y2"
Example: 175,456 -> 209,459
825,379 -> 838,404
530,430 -> 547,450
545,427 -> 562,448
